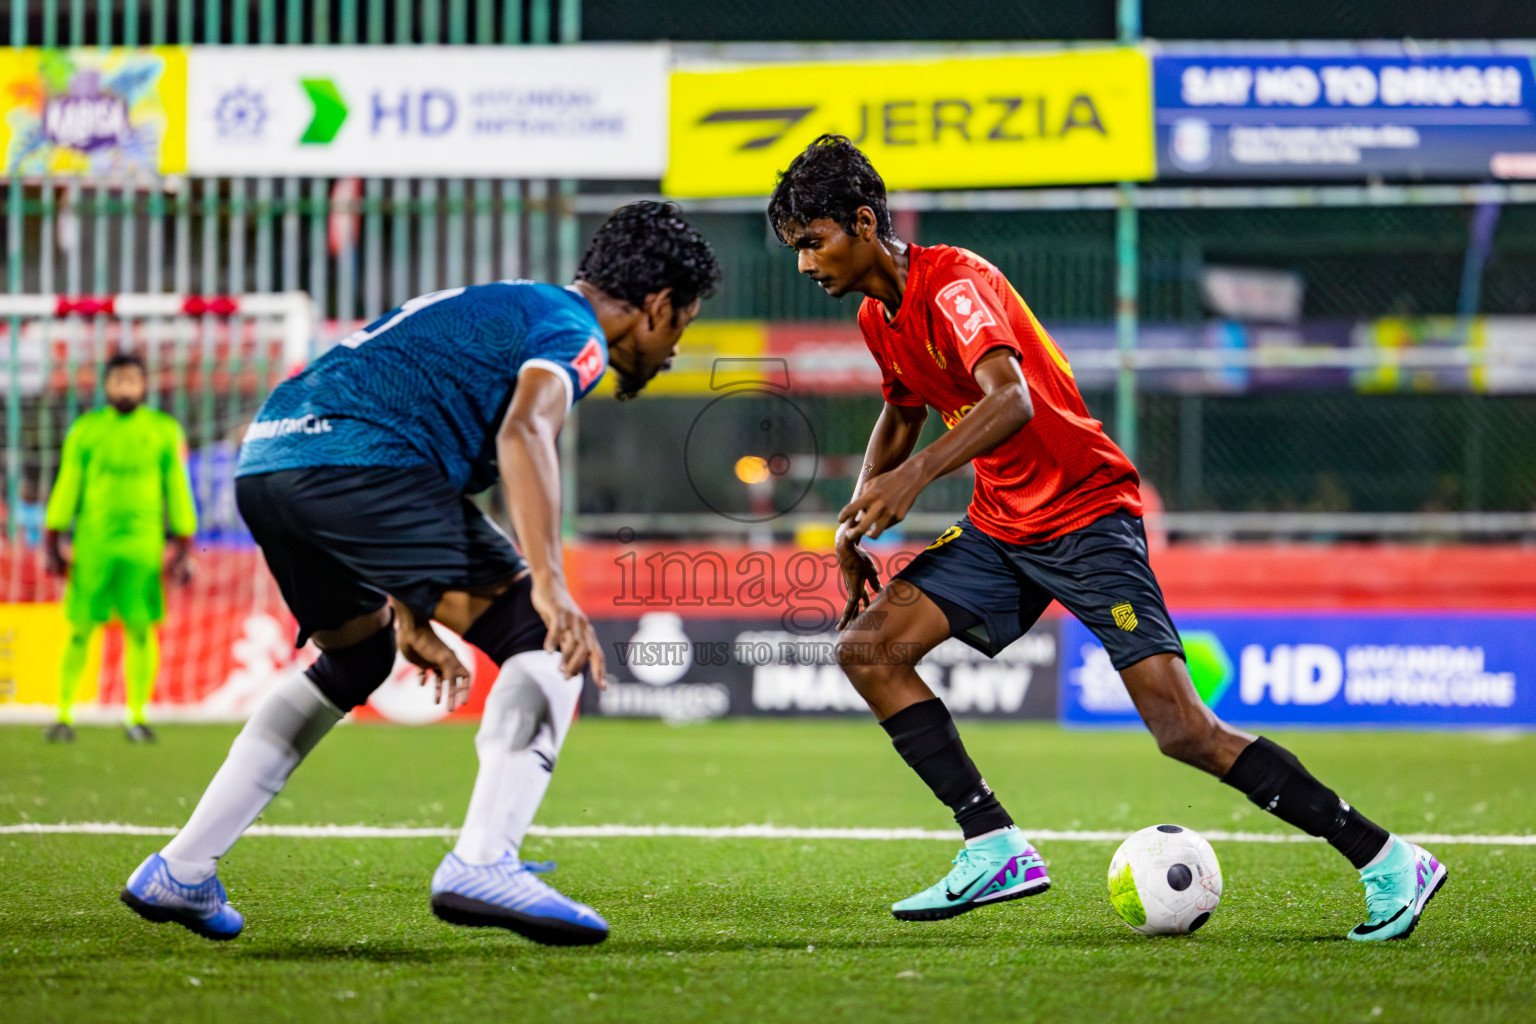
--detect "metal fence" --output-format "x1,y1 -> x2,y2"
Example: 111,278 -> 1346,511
5,2 -> 1536,546
2,0 -> 589,542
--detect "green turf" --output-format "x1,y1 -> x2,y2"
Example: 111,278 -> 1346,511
2,720 -> 1533,1023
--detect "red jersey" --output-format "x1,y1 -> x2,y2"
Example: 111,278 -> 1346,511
857,243 -> 1141,545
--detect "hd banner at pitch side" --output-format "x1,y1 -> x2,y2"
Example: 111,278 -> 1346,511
1061,614 -> 1536,728
1,45 -> 666,179
582,615 -> 1059,721
1155,50 -> 1536,180
186,45 -> 667,177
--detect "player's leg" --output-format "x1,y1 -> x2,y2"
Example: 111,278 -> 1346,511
419,502 -> 606,945
123,471 -> 397,939
1119,654 -> 1445,940
1037,511 -> 1445,941
53,621 -> 94,741
117,551 -> 167,741
837,521 -> 1052,921
444,585 -> 577,867
121,625 -> 159,739
53,551 -> 111,741
122,606 -> 391,940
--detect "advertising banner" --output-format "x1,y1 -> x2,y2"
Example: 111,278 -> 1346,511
666,48 -> 1154,197
584,614 -> 1059,721
185,45 -> 666,177
0,47 -> 187,178
1155,51 -> 1536,180
1061,613 -> 1536,728
0,546 -> 501,725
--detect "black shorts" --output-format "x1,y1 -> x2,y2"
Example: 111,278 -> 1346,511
895,511 -> 1183,671
236,465 -> 526,645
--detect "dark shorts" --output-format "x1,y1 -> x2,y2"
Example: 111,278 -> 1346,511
895,511 -> 1183,671
236,465 -> 526,645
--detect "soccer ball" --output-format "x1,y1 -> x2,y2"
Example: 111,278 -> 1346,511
1107,824 -> 1222,935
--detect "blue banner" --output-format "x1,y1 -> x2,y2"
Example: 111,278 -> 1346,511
1062,613 -> 1536,728
1154,51 -> 1536,180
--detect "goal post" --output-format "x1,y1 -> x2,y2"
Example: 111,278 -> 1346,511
0,292 -> 315,723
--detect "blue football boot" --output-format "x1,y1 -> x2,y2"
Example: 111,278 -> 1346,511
430,852 -> 609,946
120,853 -> 244,941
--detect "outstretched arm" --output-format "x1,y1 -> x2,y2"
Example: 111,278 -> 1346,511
838,349 -> 1032,545
497,366 -> 605,684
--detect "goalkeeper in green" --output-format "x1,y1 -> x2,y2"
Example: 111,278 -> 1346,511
43,352 -> 197,742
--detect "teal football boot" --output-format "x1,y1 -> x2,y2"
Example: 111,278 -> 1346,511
1348,837 -> 1447,942
893,827 -> 1050,922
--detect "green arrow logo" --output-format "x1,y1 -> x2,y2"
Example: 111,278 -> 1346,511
299,78 -> 348,145
1181,631 -> 1234,708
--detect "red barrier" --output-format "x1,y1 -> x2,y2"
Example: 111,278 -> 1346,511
564,542 -> 1536,615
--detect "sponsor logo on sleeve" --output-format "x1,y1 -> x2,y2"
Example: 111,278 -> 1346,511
936,279 -> 997,345
572,336 -> 606,390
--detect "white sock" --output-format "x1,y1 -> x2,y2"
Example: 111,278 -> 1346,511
1361,835 -> 1397,871
160,672 -> 342,883
454,650 -> 582,866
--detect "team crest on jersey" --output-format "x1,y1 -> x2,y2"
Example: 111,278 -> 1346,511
572,336 -> 605,390
936,279 -> 997,345
1111,601 -> 1139,632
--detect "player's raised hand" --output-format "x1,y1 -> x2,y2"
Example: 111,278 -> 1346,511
835,527 -> 884,631
531,578 -> 606,686
838,466 -> 923,544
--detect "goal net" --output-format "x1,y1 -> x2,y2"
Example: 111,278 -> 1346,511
0,293 -> 314,722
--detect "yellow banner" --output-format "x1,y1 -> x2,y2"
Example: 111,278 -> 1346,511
0,47 -> 187,178
666,48 -> 1153,197
0,603 -> 101,708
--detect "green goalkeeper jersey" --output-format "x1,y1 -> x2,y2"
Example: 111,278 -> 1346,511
44,406 -> 198,550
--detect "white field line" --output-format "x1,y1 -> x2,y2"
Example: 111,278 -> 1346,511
0,822 -> 1533,846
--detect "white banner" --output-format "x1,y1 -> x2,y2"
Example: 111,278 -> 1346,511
186,45 -> 666,177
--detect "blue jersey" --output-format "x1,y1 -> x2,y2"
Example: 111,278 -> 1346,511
237,281 -> 608,492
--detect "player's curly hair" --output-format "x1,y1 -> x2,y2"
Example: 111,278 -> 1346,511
767,134 -> 894,245
577,201 -> 721,314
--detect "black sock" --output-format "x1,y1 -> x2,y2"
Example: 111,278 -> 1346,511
880,698 -> 1014,839
1222,737 -> 1390,869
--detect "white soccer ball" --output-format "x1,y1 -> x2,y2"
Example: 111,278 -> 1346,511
1107,824 -> 1223,935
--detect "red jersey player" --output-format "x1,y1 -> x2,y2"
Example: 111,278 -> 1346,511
767,135 -> 1443,941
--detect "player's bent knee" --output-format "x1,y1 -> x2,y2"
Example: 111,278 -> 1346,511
303,624 -> 396,712
462,576 -> 546,665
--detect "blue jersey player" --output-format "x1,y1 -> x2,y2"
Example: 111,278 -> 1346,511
120,203 -> 721,947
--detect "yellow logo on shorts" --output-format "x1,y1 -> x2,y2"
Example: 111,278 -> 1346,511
1111,601 -> 1138,632
926,525 -> 963,550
